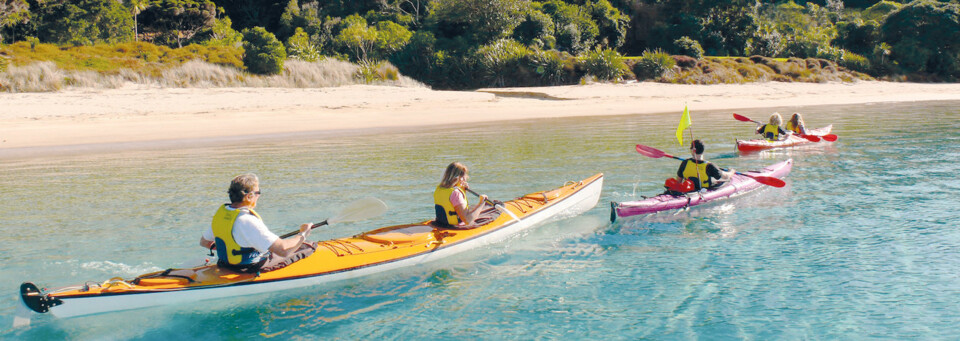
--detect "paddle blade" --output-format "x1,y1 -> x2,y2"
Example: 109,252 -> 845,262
799,134 -> 821,142
821,134 -> 838,142
733,113 -> 754,122
328,197 -> 388,224
635,144 -> 666,158
746,175 -> 786,188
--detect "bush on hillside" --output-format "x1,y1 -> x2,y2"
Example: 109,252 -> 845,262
674,36 -> 704,59
633,49 -> 675,80
579,47 -> 628,81
242,27 -> 286,75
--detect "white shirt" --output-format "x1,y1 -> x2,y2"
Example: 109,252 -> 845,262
203,206 -> 279,253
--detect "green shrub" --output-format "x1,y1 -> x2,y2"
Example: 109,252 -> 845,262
242,27 -> 286,75
633,49 -> 675,80
579,47 -> 628,81
356,60 -> 400,83
286,27 -> 322,62
674,36 -> 704,59
840,51 -> 871,72
472,39 -> 531,87
528,48 -> 567,85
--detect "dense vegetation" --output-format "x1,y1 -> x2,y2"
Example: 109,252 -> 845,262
1,0 -> 959,91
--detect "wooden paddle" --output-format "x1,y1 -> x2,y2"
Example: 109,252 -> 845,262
733,113 -> 831,142
635,144 -> 786,188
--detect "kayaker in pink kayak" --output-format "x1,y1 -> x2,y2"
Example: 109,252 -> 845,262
665,140 -> 734,194
786,112 -> 809,135
434,162 -> 488,227
200,173 -> 317,273
756,112 -> 788,141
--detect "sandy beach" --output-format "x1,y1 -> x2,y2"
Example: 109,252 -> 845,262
3,81 -> 960,157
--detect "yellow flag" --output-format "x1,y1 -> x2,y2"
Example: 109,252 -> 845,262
676,106 -> 692,146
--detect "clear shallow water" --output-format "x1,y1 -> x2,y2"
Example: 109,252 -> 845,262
2,101 -> 959,339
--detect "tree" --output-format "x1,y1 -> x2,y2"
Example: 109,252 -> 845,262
374,20 -> 412,60
881,0 -> 960,77
35,0 -> 134,45
334,14 -> 377,61
541,0 -> 598,54
427,0 -> 530,45
242,26 -> 286,74
195,15 -> 242,47
140,0 -> 216,48
1,0 -> 29,43
127,0 -> 149,42
285,26 -> 320,61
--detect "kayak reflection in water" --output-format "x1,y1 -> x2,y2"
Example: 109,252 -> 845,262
756,112 -> 788,141
434,162 -> 488,227
199,173 -> 317,273
664,140 -> 735,195
786,112 -> 809,135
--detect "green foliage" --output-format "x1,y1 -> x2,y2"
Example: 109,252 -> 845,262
579,47 -> 628,81
334,14 -> 377,61
0,0 -> 30,43
633,49 -> 675,80
34,0 -> 134,46
286,27 -> 322,61
881,0 -> 960,78
839,51 -> 870,72
833,19 -> 879,56
139,0 -> 216,48
588,0 -> 629,49
674,36 -> 703,59
527,48 -> 569,85
513,9 -> 555,48
374,21 -> 412,59
355,60 -> 400,83
427,0 -> 529,45
195,16 -> 243,47
541,0 -> 598,54
472,38 -> 530,87
242,27 -> 286,75
863,1 -> 903,21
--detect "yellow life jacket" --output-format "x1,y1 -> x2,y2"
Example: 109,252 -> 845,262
785,121 -> 800,134
761,124 -> 781,140
681,159 -> 712,189
211,204 -> 264,266
434,185 -> 467,226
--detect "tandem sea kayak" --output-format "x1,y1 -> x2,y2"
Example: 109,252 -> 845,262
736,125 -> 834,152
610,160 -> 791,220
20,173 -> 602,320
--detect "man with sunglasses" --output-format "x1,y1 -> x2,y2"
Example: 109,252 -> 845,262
199,173 -> 315,273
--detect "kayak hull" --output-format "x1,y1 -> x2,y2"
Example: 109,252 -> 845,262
736,125 -> 833,152
611,160 -> 791,220
21,173 -> 603,319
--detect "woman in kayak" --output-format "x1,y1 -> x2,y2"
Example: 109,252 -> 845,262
434,162 -> 488,227
668,140 -> 734,193
200,173 -> 317,273
786,112 -> 809,135
756,112 -> 787,141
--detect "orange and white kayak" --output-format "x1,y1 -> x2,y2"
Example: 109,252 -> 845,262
19,173 -> 603,319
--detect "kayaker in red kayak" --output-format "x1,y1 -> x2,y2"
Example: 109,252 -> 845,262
665,140 -> 735,194
200,173 -> 317,273
434,162 -> 488,227
786,112 -> 809,135
756,112 -> 788,141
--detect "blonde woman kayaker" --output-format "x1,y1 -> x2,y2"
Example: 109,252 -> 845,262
786,112 -> 809,135
434,162 -> 488,227
756,112 -> 787,141
200,173 -> 316,273
670,140 -> 734,192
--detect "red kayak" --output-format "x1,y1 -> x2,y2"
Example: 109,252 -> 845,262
736,125 -> 833,152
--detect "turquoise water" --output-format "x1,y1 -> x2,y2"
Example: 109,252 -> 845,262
2,101 -> 959,339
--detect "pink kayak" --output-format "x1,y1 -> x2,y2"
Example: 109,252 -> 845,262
611,159 -> 792,220
736,125 -> 833,152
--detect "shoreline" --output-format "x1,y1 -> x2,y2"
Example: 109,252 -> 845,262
3,81 -> 960,158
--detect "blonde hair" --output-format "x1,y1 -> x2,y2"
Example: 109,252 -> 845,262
440,162 -> 467,188
228,173 -> 259,203
769,112 -> 783,126
789,112 -> 804,126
